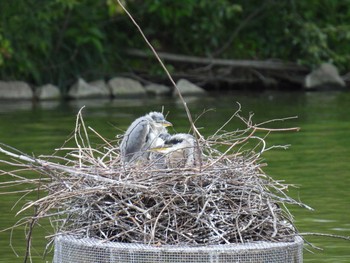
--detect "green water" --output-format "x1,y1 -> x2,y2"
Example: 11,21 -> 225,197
0,91 -> 349,262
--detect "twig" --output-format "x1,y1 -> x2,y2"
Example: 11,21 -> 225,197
300,232 -> 350,241
0,105 -> 325,255
115,0 -> 203,170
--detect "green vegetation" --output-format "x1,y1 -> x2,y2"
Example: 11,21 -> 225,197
0,0 -> 349,91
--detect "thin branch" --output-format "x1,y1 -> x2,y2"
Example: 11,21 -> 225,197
116,0 -> 204,169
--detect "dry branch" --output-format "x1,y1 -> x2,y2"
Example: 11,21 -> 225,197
126,49 -> 309,72
0,109 -> 309,248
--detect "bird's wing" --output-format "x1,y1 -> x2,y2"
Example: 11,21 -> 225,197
122,118 -> 150,156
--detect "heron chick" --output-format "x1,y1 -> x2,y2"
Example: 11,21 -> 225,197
120,112 -> 172,163
151,133 -> 200,168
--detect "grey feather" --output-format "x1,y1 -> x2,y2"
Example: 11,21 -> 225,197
120,112 -> 172,163
120,118 -> 150,162
150,133 -> 199,168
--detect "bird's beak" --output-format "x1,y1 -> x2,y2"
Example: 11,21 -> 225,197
162,120 -> 172,127
150,146 -> 171,153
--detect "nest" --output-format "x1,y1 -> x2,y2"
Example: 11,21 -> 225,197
0,107 -> 310,247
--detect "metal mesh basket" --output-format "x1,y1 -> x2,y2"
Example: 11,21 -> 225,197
53,235 -> 303,263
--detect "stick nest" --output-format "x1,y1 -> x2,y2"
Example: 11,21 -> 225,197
1,107 -> 309,246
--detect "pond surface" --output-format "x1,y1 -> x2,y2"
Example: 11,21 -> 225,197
0,91 -> 349,262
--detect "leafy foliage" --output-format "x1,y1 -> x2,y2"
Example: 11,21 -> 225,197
0,0 -> 349,91
283,0 -> 350,70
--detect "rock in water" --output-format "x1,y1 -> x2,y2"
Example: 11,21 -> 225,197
108,77 -> 146,97
305,63 -> 345,90
69,78 -> 110,99
145,83 -> 171,96
174,79 -> 206,96
0,81 -> 33,99
36,84 -> 60,100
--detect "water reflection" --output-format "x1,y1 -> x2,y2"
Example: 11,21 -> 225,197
0,91 -> 349,262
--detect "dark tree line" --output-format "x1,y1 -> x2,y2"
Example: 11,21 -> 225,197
0,0 -> 349,91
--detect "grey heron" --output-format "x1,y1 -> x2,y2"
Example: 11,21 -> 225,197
151,133 -> 199,168
120,112 -> 172,163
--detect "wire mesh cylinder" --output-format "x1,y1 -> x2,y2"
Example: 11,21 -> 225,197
53,235 -> 303,263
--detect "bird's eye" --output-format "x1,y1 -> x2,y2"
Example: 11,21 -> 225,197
151,115 -> 162,122
167,139 -> 182,145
